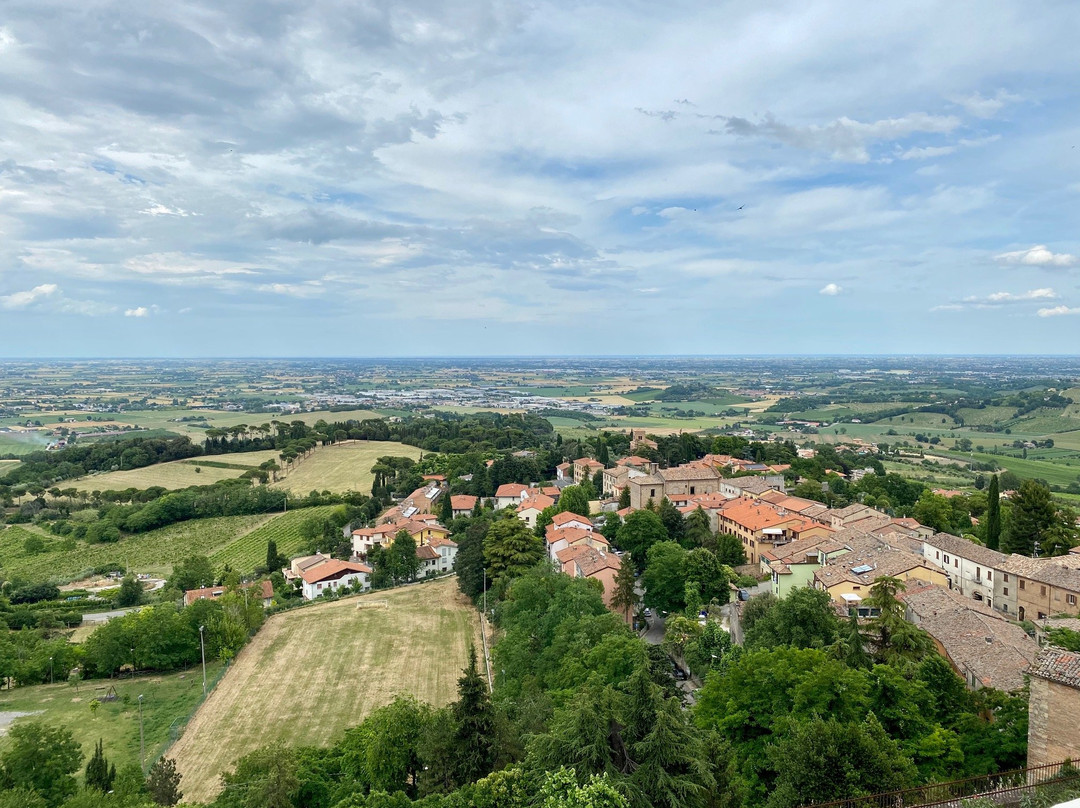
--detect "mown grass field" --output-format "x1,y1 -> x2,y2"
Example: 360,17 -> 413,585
68,455 -> 263,493
271,441 -> 421,494
0,662 -> 223,776
0,505 -> 341,581
170,577 -> 481,803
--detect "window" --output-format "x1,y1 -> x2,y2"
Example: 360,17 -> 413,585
1004,573 -> 1010,583
1003,587 -> 1009,596
935,551 -> 940,560
955,559 -> 959,568
987,570 -> 992,581
943,554 -> 950,564
690,486 -> 696,495
1041,585 -> 1047,597
1020,580 -> 1026,590
976,567 -> 981,579
650,488 -> 656,498
853,585 -> 861,591
1067,594 -> 1077,606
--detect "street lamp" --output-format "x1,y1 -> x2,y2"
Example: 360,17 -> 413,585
199,625 -> 207,696
137,694 -> 145,766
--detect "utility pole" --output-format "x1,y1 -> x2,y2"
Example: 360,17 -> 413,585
138,694 -> 145,766
199,625 -> 207,696
49,656 -> 53,685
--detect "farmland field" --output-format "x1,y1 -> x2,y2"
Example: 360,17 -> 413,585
271,441 -> 422,494
171,577 -> 481,803
0,662 -> 223,776
0,505 -> 340,581
209,504 -> 343,572
68,450 -> 281,492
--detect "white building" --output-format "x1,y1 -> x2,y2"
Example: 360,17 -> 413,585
300,559 -> 372,600
921,532 -> 1008,609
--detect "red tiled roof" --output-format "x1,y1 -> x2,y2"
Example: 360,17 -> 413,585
552,511 -> 592,528
301,559 -> 372,584
496,483 -> 528,497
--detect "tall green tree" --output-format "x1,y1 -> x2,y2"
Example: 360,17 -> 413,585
609,553 -> 639,620
557,486 -> 590,518
454,517 -> 489,601
388,530 -> 421,584
618,486 -> 631,509
985,474 -> 1001,550
84,738 -> 115,793
0,722 -> 83,806
715,533 -> 747,567
440,489 -> 454,525
643,541 -> 688,614
745,586 -> 838,649
453,647 -> 496,785
484,517 -> 544,586
1002,479 -> 1058,556
684,507 -> 712,548
265,540 -> 286,572
864,576 -> 934,664
117,574 -> 144,607
616,510 -> 668,573
658,497 -> 687,545
146,756 -> 183,806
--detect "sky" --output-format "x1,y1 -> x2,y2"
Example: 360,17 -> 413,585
1,0 -> 1079,357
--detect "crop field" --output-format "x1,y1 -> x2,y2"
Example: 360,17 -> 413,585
67,450 -> 283,493
0,663 -> 223,776
0,505 -> 340,581
208,504 -> 343,572
271,441 -> 422,494
942,451 -> 1080,488
170,577 -> 481,803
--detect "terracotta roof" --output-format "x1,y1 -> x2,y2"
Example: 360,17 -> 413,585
557,545 -> 621,577
495,483 -> 528,497
517,495 -> 555,512
427,535 -> 458,548
618,455 -> 653,467
417,545 -> 439,560
1029,646 -> 1080,689
718,499 -> 797,532
815,546 -> 939,589
301,559 -> 372,584
659,464 -> 722,482
901,584 -> 1038,692
450,495 -> 478,510
924,533 -> 1009,568
722,477 -> 774,494
844,514 -> 894,533
1000,555 -> 1080,592
184,580 -> 274,606
552,511 -> 592,528
830,503 -> 873,519
546,525 -> 594,545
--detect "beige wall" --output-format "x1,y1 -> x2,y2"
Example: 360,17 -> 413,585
1028,676 -> 1080,766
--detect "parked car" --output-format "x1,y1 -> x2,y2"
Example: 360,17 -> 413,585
643,608 -> 652,617
738,589 -> 750,601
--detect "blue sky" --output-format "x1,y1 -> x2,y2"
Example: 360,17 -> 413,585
1,0 -> 1079,356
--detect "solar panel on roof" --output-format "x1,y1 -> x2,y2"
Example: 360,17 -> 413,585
851,564 -> 874,574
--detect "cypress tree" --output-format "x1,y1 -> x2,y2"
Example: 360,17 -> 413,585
452,647 -> 496,784
440,488 -> 453,525
619,486 -> 631,509
85,739 -> 114,793
985,474 -> 1001,550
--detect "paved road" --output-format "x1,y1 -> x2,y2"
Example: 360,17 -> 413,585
82,607 -> 139,624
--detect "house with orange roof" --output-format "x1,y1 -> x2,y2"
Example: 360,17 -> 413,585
516,494 -> 556,529
556,545 -> 630,624
551,511 -> 593,531
617,455 -> 657,473
545,525 -> 609,561
556,462 -> 573,480
450,494 -> 478,518
301,559 -> 372,600
427,535 -> 459,573
573,457 -> 606,483
762,536 -> 851,598
717,498 -> 834,566
185,580 -> 275,608
495,483 -> 530,510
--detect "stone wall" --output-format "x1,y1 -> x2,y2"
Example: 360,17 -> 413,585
1028,675 -> 1080,766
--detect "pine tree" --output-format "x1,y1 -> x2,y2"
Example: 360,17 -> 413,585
619,486 -> 631,509
146,757 -> 183,806
985,474 -> 1001,550
452,647 -> 496,784
1002,479 -> 1057,556
597,438 -> 610,465
85,739 -> 114,793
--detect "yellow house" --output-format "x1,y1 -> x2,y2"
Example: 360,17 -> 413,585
813,547 -> 949,616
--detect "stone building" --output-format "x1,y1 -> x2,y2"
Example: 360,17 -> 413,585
1027,646 -> 1080,767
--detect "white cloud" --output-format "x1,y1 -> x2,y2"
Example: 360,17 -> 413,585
819,283 -> 842,296
983,288 -> 1057,302
125,306 -> 151,317
0,283 -> 58,309
953,90 -> 1022,118
256,282 -> 324,298
898,145 -> 956,160
1037,305 -> 1080,317
720,112 -> 961,163
995,245 -> 1077,267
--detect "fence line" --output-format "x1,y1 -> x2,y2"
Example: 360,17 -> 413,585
805,760 -> 1080,808
143,660 -> 230,773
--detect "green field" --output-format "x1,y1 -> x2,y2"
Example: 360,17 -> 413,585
69,450 -> 282,493
0,662 -> 224,776
271,441 -> 421,494
943,451 -> 1080,488
209,504 -> 343,572
0,506 -> 341,581
170,577 -> 480,803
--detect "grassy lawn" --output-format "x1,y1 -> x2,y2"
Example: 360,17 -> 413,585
170,577 -> 481,803
271,441 -> 421,495
0,662 -> 223,776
